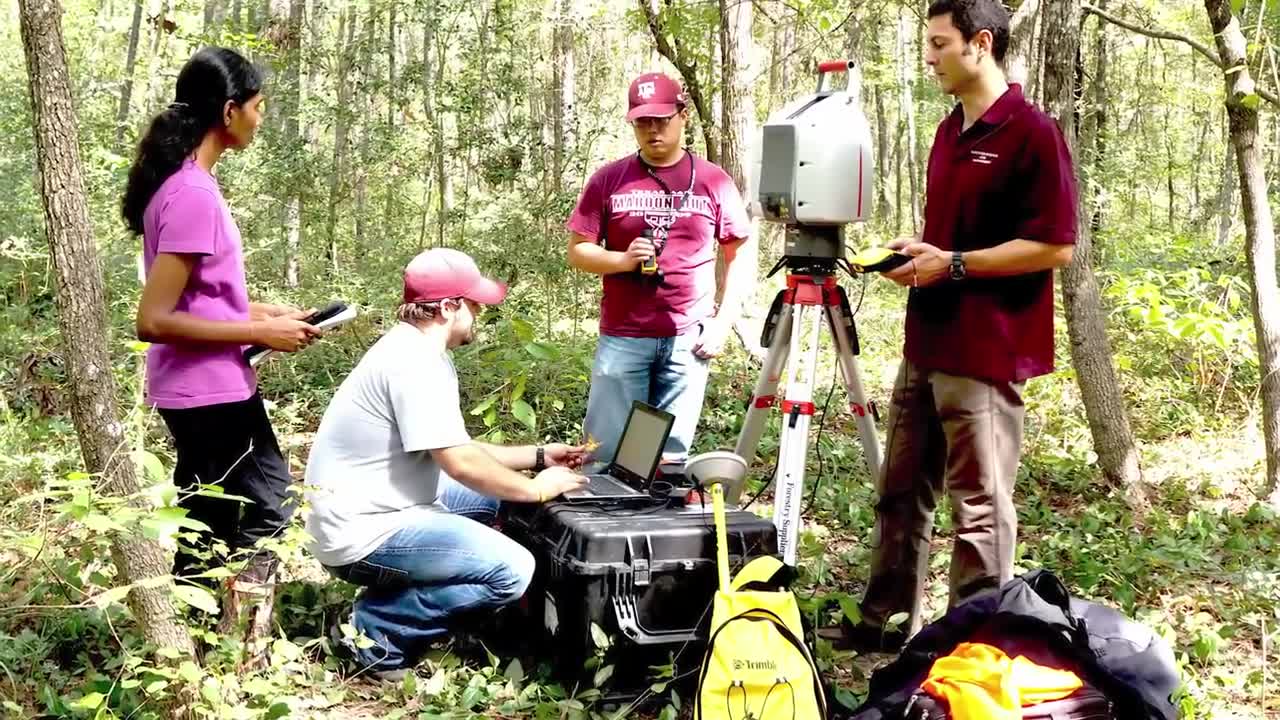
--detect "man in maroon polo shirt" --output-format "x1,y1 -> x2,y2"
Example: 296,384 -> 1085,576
566,72 -> 753,469
845,0 -> 1078,652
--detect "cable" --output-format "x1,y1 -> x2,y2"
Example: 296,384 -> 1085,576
740,463 -> 775,511
803,359 -> 840,516
801,270 -> 870,516
744,272 -> 867,516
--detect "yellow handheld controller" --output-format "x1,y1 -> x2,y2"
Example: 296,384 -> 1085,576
850,247 -> 912,273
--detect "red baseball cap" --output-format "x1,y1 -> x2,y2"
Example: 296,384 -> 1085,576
627,72 -> 687,121
403,248 -> 508,305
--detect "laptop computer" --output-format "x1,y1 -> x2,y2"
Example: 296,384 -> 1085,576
561,401 -> 675,503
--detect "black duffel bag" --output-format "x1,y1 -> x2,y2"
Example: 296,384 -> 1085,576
845,570 -> 1180,720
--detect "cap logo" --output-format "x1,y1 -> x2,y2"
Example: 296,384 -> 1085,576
638,81 -> 656,100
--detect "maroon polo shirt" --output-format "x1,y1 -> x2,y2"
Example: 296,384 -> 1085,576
905,84 -> 1078,383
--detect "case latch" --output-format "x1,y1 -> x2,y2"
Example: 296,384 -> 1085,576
631,557 -> 650,586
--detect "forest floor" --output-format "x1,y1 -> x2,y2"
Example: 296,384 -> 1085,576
252,421 -> 1277,720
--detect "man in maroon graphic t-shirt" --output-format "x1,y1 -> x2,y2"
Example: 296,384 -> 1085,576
842,0 -> 1079,653
567,72 -> 754,468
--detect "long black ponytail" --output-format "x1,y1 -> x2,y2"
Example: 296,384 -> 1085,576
121,47 -> 262,235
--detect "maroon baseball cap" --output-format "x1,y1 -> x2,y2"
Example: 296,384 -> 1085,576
403,248 -> 508,305
627,72 -> 687,121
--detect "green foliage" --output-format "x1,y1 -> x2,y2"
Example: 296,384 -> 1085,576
4,0 -> 1280,716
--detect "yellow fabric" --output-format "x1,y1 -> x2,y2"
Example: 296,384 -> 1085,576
921,642 -> 1083,720
696,587 -> 826,720
695,502 -> 825,719
729,556 -> 785,592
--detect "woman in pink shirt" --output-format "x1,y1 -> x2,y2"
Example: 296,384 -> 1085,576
122,47 -> 318,587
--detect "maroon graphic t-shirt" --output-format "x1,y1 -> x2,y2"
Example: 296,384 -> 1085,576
568,152 -> 751,338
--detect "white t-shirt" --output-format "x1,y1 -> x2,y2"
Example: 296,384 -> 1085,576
304,323 -> 471,567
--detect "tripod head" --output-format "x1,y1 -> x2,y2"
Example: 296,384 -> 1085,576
747,60 -> 874,279
766,224 -> 856,279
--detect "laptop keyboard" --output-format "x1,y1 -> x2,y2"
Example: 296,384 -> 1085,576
574,474 -> 639,497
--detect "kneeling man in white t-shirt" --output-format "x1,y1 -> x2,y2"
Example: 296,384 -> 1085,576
305,248 -> 587,681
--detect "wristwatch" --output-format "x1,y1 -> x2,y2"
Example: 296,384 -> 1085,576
533,446 -> 546,472
950,251 -> 967,281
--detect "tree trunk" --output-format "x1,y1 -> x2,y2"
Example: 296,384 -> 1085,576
1006,0 -> 1041,86
1216,139 -> 1238,248
383,2 -> 399,241
778,8 -> 794,96
203,0 -> 225,38
551,0 -> 575,195
1192,111 -> 1209,213
273,0 -> 303,288
144,0 -> 176,115
638,0 -> 719,164
325,7 -> 352,274
113,0 -> 144,149
354,10 -> 376,252
17,1 -> 197,715
870,11 -> 891,223
894,119 -> 903,234
896,6 -> 920,233
1204,0 -> 1280,502
301,0 -> 325,273
768,19 -> 780,101
1085,0 -> 1109,239
1085,0 -> 1105,239
843,7 -> 864,104
431,8 -> 450,247
717,0 -> 762,359
1042,0 -> 1145,493
718,0 -> 752,189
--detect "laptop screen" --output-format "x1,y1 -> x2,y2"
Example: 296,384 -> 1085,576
612,404 -> 674,483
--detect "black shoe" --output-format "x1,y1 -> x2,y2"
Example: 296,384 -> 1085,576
327,620 -> 410,684
829,618 -> 908,654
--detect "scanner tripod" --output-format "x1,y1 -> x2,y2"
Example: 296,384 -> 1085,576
734,225 -> 883,566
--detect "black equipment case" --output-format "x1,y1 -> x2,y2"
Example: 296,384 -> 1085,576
502,499 -> 778,694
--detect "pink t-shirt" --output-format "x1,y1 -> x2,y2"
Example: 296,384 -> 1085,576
568,153 -> 751,337
142,159 -> 256,409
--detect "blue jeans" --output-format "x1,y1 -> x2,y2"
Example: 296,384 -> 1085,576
326,474 -> 535,671
583,327 -> 711,469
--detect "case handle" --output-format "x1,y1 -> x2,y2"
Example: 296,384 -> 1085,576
611,594 -> 703,646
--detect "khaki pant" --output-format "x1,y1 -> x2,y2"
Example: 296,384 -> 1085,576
860,359 -> 1026,635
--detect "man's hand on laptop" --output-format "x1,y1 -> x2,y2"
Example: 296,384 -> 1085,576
544,443 -> 589,470
533,466 -> 587,502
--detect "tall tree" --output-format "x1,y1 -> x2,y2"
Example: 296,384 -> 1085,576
1005,0 -> 1041,87
383,1 -> 399,238
422,0 -> 449,248
113,0 -> 144,149
896,5 -> 920,233
1041,0 -> 1145,492
17,0 -> 197,714
717,0 -> 762,359
717,0 -> 752,189
203,0 -> 226,38
267,0 -> 303,287
550,0 -> 576,195
144,0 -> 177,115
1082,0 -> 1109,238
638,0 -> 720,164
325,7 -> 353,273
1203,0 -> 1280,503
353,9 -> 376,252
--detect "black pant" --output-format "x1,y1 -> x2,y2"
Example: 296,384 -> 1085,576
159,393 -> 295,578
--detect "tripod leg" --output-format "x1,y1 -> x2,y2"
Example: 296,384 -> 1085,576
825,298 -> 883,480
733,301 -> 792,465
773,304 -> 822,566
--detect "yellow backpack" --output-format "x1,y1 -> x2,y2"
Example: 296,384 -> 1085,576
695,484 -> 827,720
